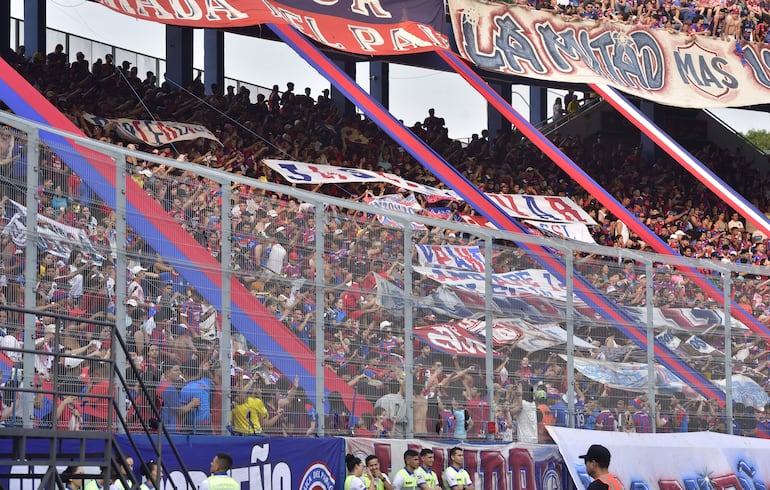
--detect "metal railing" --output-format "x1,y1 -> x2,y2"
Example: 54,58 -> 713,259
1,109 -> 769,442
9,17 -> 275,103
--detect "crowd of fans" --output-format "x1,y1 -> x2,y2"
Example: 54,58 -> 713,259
504,0 -> 770,43
0,34 -> 769,441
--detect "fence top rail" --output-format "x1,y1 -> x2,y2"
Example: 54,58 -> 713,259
2,108 -> 767,278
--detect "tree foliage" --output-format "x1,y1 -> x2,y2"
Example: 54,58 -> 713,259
743,129 -> 770,151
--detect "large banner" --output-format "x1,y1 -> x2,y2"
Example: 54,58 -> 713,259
3,200 -> 107,265
413,267 -> 573,300
82,113 -> 220,147
569,356 -> 700,398
265,160 -> 597,225
524,220 -> 597,245
416,244 -> 486,272
625,306 -> 749,333
346,438 -> 570,490
1,436 -> 345,489
549,427 -> 770,490
414,323 -> 493,358
448,0 -> 770,108
458,318 -> 595,351
95,0 -> 448,55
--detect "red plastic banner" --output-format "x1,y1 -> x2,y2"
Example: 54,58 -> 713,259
95,0 -> 448,55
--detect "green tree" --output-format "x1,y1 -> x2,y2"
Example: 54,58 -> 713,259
743,129 -> 770,151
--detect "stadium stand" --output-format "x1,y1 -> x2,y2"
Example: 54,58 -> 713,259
1,40 -> 770,442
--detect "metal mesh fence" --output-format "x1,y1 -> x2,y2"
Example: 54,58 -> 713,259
0,111 -> 767,439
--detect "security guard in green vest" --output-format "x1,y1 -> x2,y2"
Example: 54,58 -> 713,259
345,454 -> 373,490
364,455 -> 393,490
416,449 -> 440,490
392,449 -> 426,490
198,453 -> 240,490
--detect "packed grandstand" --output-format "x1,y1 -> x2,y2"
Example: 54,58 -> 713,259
1,13 -> 770,444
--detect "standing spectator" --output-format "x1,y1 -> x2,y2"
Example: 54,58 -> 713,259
516,384 -> 538,443
179,360 -> 213,434
265,230 -> 287,276
594,397 -> 617,431
450,396 -> 470,441
156,362 -> 199,433
375,380 -> 407,438
534,387 -> 554,443
230,376 -> 269,435
552,98 -> 566,122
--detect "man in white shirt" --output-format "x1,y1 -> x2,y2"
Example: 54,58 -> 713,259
35,324 -> 59,378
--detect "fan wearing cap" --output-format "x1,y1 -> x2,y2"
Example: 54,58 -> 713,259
579,445 -> 623,490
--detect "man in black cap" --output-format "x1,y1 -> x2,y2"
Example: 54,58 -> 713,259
579,445 -> 623,490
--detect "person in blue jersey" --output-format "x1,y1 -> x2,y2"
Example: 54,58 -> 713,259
392,449 -> 426,490
156,362 -> 200,433
198,452 -> 239,490
180,359 -> 213,434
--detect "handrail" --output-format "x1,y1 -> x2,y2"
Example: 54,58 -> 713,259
110,322 -> 197,490
0,301 -> 196,489
703,108 -> 768,157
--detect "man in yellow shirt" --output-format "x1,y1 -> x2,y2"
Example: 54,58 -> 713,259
230,377 -> 268,435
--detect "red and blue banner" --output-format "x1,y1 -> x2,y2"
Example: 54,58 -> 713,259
94,0 -> 448,55
346,438 -> 570,490
0,351 -> 14,385
0,435 -> 344,490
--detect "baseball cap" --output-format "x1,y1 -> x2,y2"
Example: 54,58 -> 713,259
579,444 -> 611,467
44,324 -> 57,334
130,265 -> 147,275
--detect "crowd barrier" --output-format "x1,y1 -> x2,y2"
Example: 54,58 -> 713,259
0,109 -> 768,442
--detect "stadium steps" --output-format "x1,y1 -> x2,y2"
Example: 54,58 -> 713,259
0,307 -> 194,490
